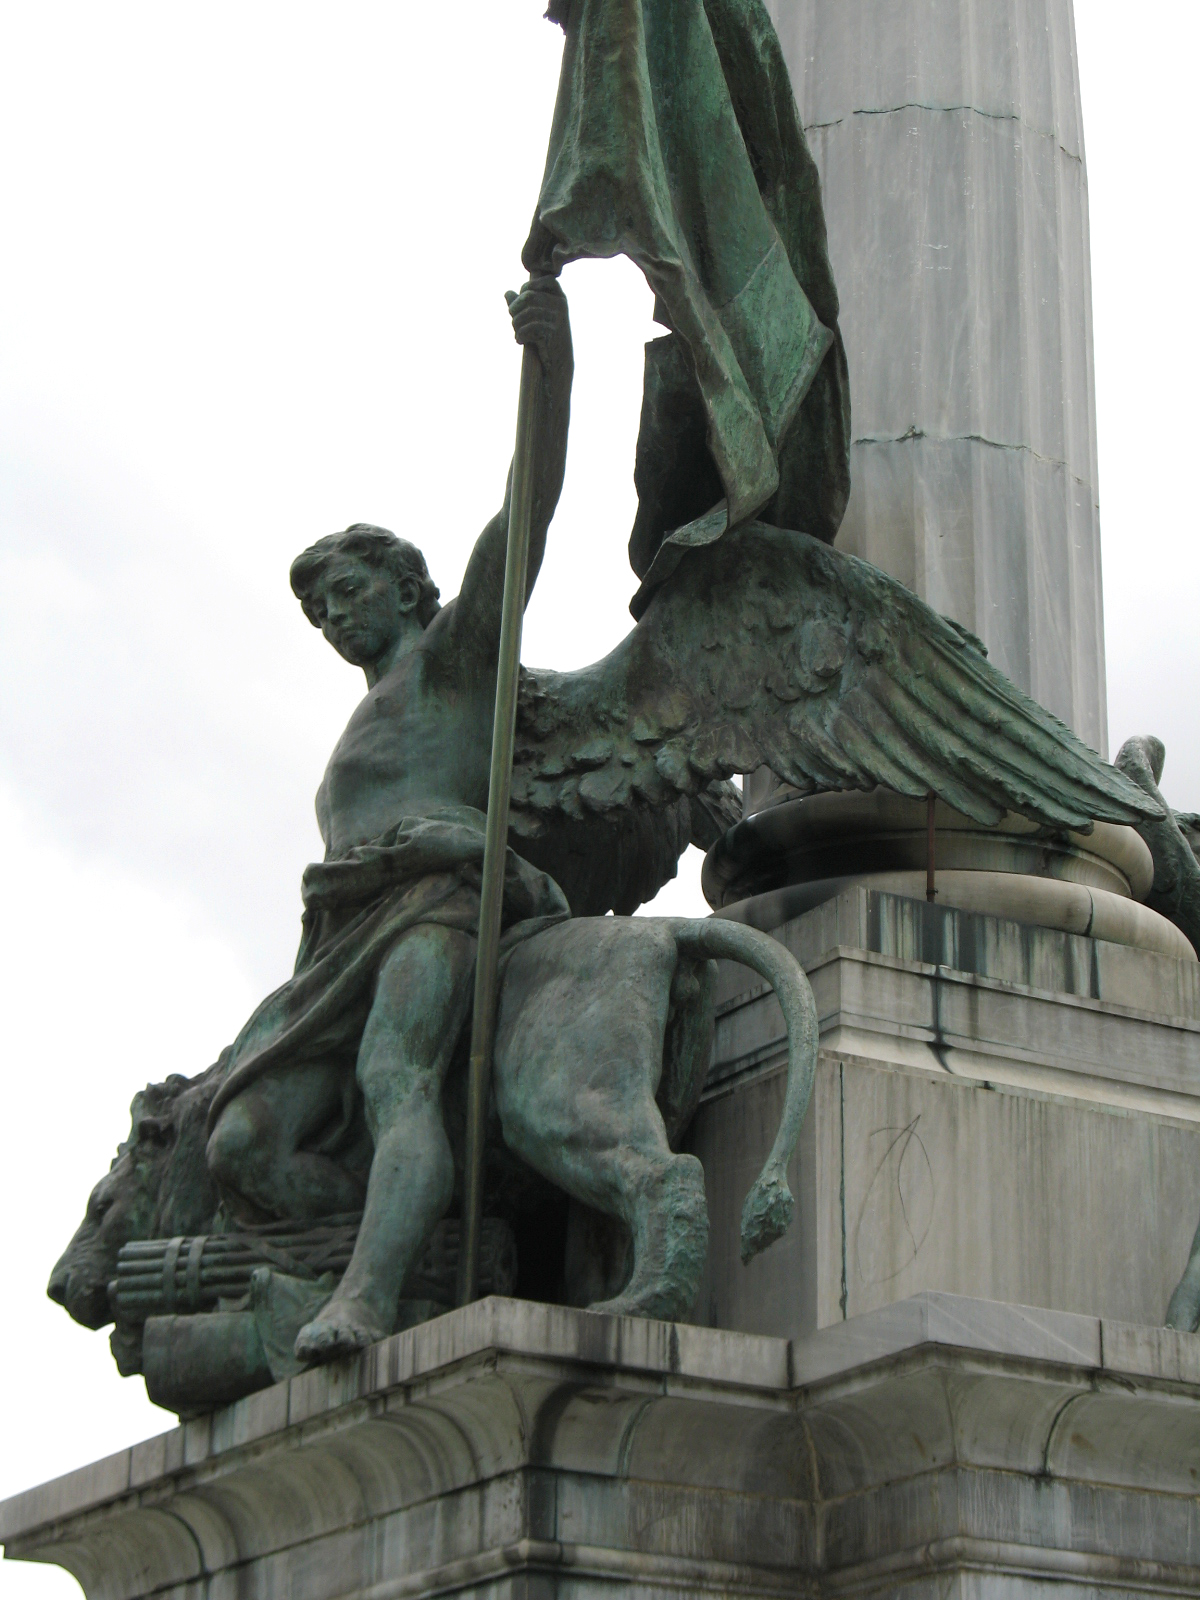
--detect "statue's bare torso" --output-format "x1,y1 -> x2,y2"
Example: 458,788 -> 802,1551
208,278 -> 573,1364
316,606 -> 494,857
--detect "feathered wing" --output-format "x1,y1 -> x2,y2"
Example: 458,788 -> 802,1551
511,659 -> 740,915
510,521 -> 1161,914
1178,814 -> 1200,861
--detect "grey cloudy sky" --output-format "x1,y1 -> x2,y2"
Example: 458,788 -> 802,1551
1,6 -> 1196,1585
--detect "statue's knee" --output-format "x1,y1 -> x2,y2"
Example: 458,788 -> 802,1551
206,1104 -> 260,1189
356,1047 -> 440,1128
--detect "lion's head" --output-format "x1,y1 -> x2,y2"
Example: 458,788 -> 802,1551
48,1060 -> 225,1330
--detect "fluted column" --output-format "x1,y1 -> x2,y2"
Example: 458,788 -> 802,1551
766,0 -> 1106,751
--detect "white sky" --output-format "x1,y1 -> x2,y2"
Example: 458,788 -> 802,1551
1,6 -> 1197,1593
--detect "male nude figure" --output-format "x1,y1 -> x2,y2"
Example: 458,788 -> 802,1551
205,278 -> 573,1359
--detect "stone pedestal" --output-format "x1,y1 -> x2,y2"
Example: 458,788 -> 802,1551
688,883 -> 1200,1343
7,889 -> 1200,1595
6,1294 -> 1200,1599
720,790 -> 1195,961
766,0 -> 1106,750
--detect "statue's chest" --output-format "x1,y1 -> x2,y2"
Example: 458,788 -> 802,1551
315,665 -> 489,845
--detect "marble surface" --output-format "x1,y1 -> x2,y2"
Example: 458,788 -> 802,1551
689,887 -> 1200,1340
6,1292 -> 1200,1599
708,793 -> 1195,960
766,0 -> 1107,751
723,792 -> 1156,902
723,870 -> 1195,960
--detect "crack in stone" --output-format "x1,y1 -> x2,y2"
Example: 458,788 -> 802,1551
853,428 -> 1096,495
839,1063 -> 848,1321
804,102 -> 1084,165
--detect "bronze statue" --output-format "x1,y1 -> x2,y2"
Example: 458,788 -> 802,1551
1116,736 -> 1200,959
1116,735 -> 1200,1332
201,280 -> 574,1359
51,269 -> 1162,1390
47,0 -> 1167,1407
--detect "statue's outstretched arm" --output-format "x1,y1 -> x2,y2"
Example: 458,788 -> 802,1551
448,278 -> 573,666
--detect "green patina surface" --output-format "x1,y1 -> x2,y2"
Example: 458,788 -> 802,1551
529,0 -> 850,574
44,0 -> 1178,1415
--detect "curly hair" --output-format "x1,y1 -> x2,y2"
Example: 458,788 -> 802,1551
289,524 -> 442,629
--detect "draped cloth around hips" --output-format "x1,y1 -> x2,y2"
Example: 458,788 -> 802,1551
206,806 -> 571,1132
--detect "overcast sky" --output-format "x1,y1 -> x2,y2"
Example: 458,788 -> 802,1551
2,6 -> 1197,1590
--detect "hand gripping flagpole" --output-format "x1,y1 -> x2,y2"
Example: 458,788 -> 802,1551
455,299 -> 547,1308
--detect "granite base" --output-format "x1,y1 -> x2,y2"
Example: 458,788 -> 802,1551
5,1294 -> 1200,1599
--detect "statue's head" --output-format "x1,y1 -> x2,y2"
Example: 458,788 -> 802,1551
290,523 -> 442,670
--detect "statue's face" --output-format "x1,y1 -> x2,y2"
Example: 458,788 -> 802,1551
310,553 -> 409,668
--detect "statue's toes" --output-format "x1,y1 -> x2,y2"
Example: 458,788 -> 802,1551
296,1318 -> 353,1364
293,1321 -> 327,1363
295,1307 -> 380,1365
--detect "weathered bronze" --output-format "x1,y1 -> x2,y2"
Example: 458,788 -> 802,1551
529,0 -> 850,570
110,1216 -> 518,1324
1116,735 -> 1200,959
459,312 -> 550,1310
49,453 -> 1159,1389
926,793 -> 937,902
45,0 -> 1170,1412
1116,735 -> 1200,1333
54,908 -> 818,1404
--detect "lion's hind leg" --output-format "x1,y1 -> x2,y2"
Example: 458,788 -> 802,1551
587,1151 -> 708,1321
495,919 -> 709,1323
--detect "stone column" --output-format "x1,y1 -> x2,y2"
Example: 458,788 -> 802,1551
766,0 -> 1107,752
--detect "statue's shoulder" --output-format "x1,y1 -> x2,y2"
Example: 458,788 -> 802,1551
419,592 -> 480,677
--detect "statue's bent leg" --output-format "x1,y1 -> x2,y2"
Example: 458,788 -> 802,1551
495,921 -> 709,1322
295,922 -> 474,1363
206,1061 -> 364,1223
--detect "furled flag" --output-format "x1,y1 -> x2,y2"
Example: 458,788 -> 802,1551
525,0 -> 850,571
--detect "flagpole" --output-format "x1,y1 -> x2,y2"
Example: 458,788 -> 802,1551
455,320 -> 545,1309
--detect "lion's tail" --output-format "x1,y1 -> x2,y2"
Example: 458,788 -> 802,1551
671,918 -> 819,1263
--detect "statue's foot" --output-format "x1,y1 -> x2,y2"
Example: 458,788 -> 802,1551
294,1295 -> 387,1365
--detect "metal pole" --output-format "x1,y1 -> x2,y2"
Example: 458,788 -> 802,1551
456,336 -> 543,1308
926,793 -> 937,903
